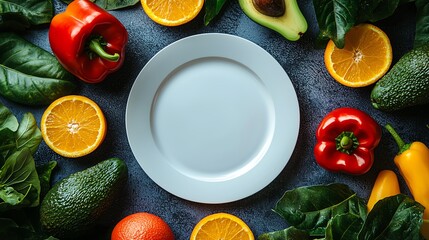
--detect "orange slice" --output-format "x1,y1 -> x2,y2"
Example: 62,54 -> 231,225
190,213 -> 254,240
141,0 -> 204,26
41,95 -> 107,158
324,23 -> 393,87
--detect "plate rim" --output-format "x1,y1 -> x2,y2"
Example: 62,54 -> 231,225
125,33 -> 300,204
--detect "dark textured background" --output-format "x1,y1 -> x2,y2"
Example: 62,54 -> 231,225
2,0 -> 429,239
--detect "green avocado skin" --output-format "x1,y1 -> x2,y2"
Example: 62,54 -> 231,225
371,44 -> 429,111
39,158 -> 128,239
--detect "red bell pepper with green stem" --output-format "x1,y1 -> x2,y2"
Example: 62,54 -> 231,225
314,107 -> 382,175
49,0 -> 128,83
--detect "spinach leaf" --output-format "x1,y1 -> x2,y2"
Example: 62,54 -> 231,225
0,103 -> 18,133
0,32 -> 74,82
15,113 -> 42,156
0,32 -> 76,106
204,0 -> 229,26
60,0 -> 139,10
313,0 -> 414,48
0,65 -> 76,106
414,0 -> 429,48
258,226 -> 312,240
0,218 -> 24,239
0,162 -> 58,240
261,184 -> 424,240
313,0 -> 359,48
358,0 -> 401,22
325,213 -> 364,240
0,103 -> 41,165
0,103 -> 19,132
0,217 -> 59,240
0,103 -> 19,164
273,183 -> 367,234
0,0 -> 53,30
358,194 -> 424,240
36,161 -> 57,199
0,148 -> 40,211
1,112 -> 42,162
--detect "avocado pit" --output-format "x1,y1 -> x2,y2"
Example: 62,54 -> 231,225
252,0 -> 285,17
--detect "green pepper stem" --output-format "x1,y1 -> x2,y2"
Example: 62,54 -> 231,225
385,124 -> 410,154
340,136 -> 352,149
89,38 -> 120,62
335,131 -> 359,154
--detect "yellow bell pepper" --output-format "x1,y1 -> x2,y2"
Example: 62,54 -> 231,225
386,124 -> 429,237
367,170 -> 400,211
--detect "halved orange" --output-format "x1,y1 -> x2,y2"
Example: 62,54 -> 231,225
324,23 -> 393,87
41,95 -> 107,158
141,0 -> 204,26
190,213 -> 254,240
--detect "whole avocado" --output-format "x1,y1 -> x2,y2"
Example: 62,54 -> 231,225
40,158 -> 128,239
371,44 -> 429,111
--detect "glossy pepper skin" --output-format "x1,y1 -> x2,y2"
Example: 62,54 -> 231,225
49,0 -> 128,83
385,124 -> 429,219
367,170 -> 400,211
314,107 -> 382,175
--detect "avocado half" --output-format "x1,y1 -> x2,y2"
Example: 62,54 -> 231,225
239,0 -> 308,41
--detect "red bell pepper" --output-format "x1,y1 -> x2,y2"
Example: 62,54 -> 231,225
314,107 -> 381,175
49,0 -> 128,83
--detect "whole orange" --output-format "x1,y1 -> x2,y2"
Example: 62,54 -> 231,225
111,212 -> 175,240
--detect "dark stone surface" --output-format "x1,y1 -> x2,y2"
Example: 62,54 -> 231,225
1,0 -> 428,239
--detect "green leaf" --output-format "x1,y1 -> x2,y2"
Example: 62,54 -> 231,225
0,64 -> 76,106
273,183 -> 367,234
0,217 -> 59,240
358,194 -> 424,240
414,0 -> 429,48
0,103 -> 18,133
325,213 -> 364,240
358,0 -> 401,22
0,103 -> 19,163
36,161 -> 57,199
15,113 -> 42,156
0,32 -> 74,81
0,218 -> 21,238
313,0 -> 359,48
0,0 -> 53,30
0,187 -> 26,205
204,0 -> 229,26
60,0 -> 139,10
258,226 -> 312,240
1,113 -> 42,161
0,32 -> 76,106
0,148 -> 40,211
0,103 -> 41,165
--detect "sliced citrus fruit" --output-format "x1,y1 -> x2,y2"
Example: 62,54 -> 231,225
190,212 -> 254,240
41,95 -> 107,158
324,23 -> 393,87
141,0 -> 204,26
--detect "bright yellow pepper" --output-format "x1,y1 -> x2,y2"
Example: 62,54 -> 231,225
367,170 -> 400,211
386,124 -> 429,238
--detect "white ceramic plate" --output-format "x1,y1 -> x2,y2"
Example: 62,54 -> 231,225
126,33 -> 300,204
